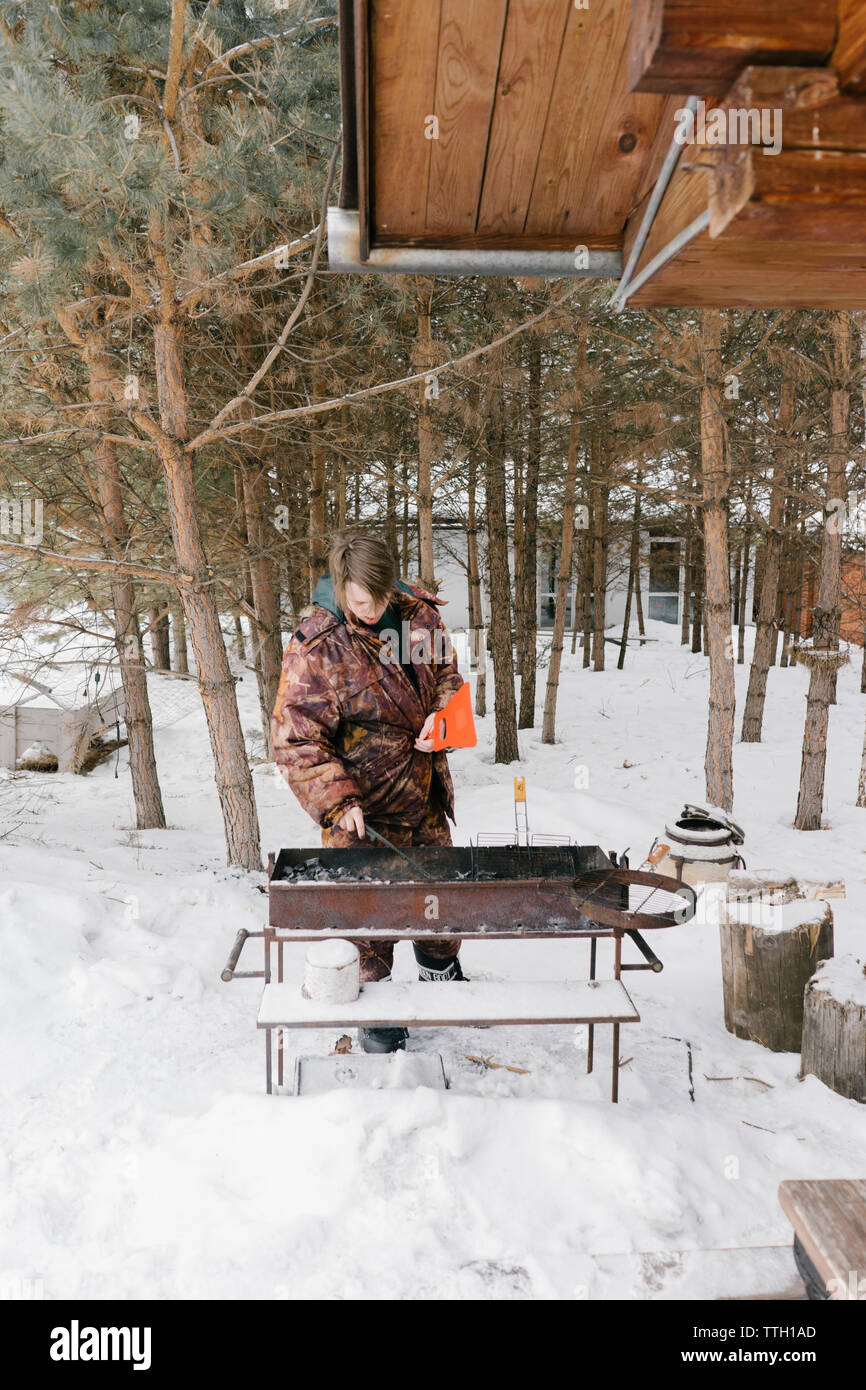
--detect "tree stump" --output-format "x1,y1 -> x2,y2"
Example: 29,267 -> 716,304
720,899 -> 834,1052
801,955 -> 866,1102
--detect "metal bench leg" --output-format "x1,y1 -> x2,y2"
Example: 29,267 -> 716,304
266,1027 -> 273,1095
611,931 -> 623,1102
278,1025 -> 284,1090
587,937 -> 597,1074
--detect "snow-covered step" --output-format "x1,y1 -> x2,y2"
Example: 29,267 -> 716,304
257,978 -> 639,1028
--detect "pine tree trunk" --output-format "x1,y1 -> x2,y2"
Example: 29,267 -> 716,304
485,347 -> 519,762
681,524 -> 692,645
591,433 -> 608,672
415,279 -> 436,591
634,531 -> 646,643
513,438 -> 525,677
857,718 -> 866,807
617,492 -> 641,671
691,517 -> 704,654
467,453 -> 486,718
309,430 -> 327,596
234,611 -> 246,662
400,459 -> 410,572
308,303 -> 329,591
152,308 -> 261,869
84,342 -> 165,830
335,457 -> 347,530
701,310 -> 735,811
570,538 -> 585,655
518,338 -> 540,726
385,458 -> 398,559
171,598 -> 189,674
149,604 -> 171,670
741,368 -> 792,740
581,522 -> 593,669
242,463 -> 284,755
542,354 -> 582,744
795,313 -> 850,831
737,525 -> 751,664
276,451 -> 308,625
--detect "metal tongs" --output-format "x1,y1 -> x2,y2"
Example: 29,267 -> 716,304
364,825 -> 436,881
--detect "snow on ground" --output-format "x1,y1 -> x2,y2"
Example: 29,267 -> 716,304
1,620 -> 865,1300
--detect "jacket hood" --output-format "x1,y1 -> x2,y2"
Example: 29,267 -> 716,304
311,574 -> 443,621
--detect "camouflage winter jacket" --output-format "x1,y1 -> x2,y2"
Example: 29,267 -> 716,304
271,576 -> 465,830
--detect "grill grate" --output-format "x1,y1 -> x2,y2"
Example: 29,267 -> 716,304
469,843 -> 578,881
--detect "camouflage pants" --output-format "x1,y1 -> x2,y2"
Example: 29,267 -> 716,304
321,794 -> 461,981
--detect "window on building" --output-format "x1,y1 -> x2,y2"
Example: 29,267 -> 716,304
538,546 -> 575,629
648,539 -> 681,625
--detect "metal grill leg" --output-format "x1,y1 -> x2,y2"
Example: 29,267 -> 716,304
587,937 -> 597,1073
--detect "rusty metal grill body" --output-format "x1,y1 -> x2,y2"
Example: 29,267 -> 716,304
268,843 -> 628,939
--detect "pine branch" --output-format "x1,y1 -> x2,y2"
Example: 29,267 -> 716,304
188,283 -> 583,453
195,142 -> 338,438
179,226 -> 321,306
0,539 -> 184,587
163,0 -> 188,124
195,15 -> 338,84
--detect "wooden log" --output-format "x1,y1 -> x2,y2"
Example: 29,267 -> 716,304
726,869 -> 798,904
801,955 -> 866,1102
628,0 -> 838,96
720,899 -> 834,1052
833,0 -> 866,92
708,148 -> 866,241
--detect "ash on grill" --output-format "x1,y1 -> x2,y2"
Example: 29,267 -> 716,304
280,856 -> 500,884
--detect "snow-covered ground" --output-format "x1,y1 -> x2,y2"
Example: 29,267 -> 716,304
2,621 -> 865,1301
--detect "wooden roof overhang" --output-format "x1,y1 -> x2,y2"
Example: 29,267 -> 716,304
328,1 -> 866,307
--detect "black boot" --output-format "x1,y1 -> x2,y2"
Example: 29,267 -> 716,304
413,943 -> 467,982
359,1026 -> 408,1054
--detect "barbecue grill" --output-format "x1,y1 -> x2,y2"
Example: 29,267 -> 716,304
222,843 -> 696,1099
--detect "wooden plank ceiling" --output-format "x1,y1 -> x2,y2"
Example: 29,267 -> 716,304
355,0 -> 866,307
370,0 -> 667,249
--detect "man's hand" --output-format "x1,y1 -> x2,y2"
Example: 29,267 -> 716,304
414,712 -> 439,752
337,805 -> 365,837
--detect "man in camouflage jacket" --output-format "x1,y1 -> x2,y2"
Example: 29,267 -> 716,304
271,566 -> 466,988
